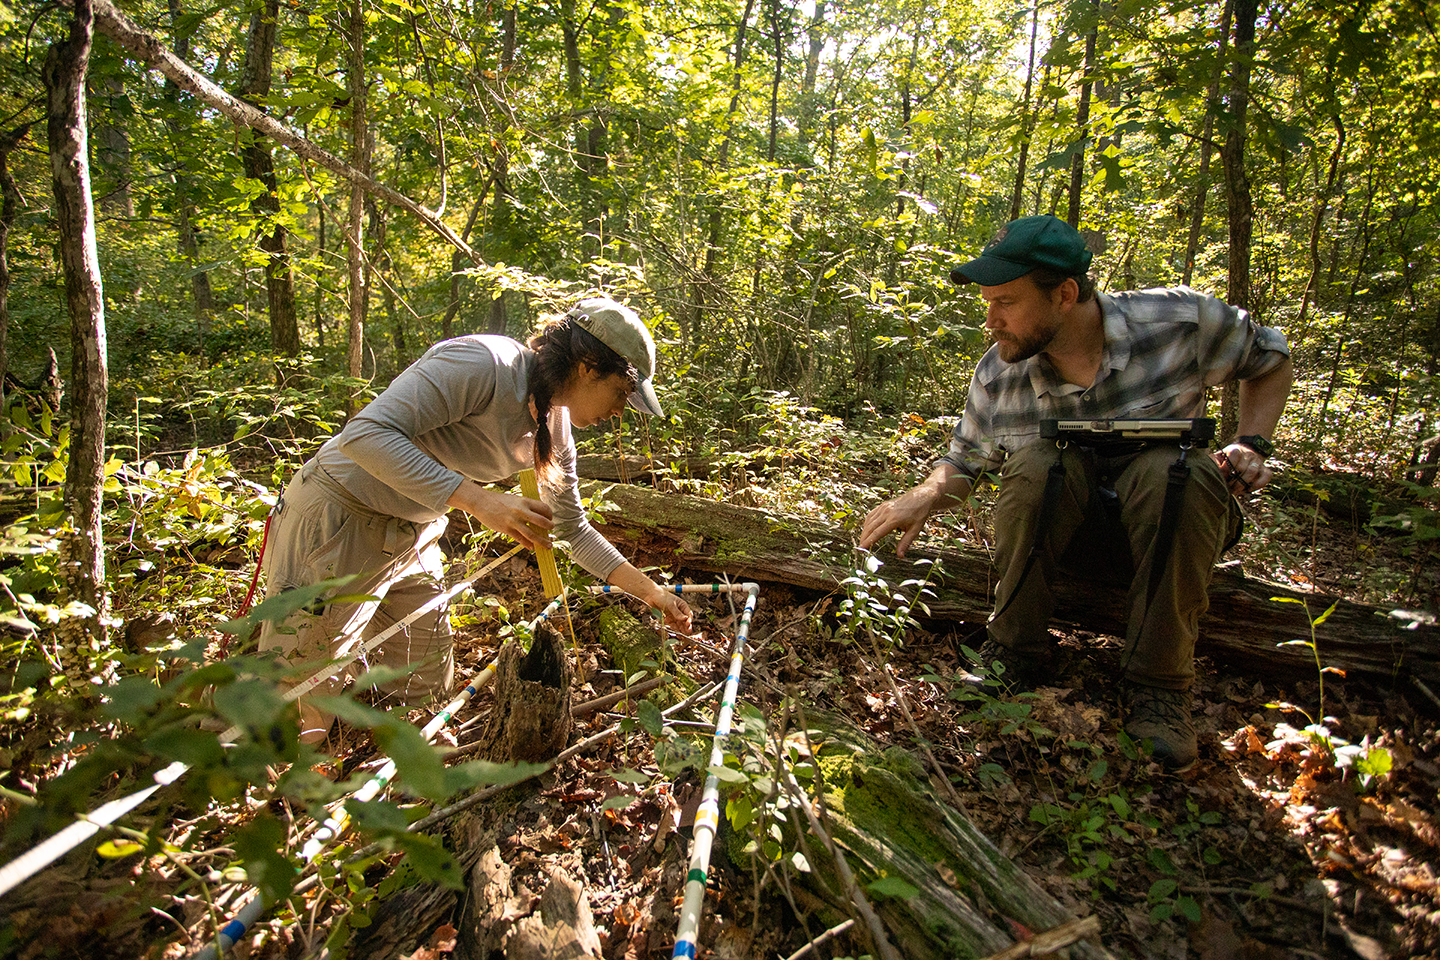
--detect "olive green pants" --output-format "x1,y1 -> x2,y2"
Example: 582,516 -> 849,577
258,463 -> 453,739
987,440 -> 1241,690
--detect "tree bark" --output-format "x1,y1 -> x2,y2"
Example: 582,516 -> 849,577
763,708 -> 1115,960
579,480 -> 1440,687
1065,0 -> 1097,227
84,0 -> 490,270
1008,2 -> 1040,223
44,0 -> 110,686
345,0 -> 369,406
235,0 -> 300,361
1219,0 -> 1257,442
163,0 -> 213,334
441,194 -> 487,340
1317,169 -> 1376,438
1292,112 -> 1344,346
0,122 -> 32,417
1180,0 -> 1231,288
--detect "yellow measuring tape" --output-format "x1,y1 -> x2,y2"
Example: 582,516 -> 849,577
518,467 -> 581,652
518,467 -> 564,598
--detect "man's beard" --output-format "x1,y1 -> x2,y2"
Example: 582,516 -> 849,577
992,321 -> 1058,363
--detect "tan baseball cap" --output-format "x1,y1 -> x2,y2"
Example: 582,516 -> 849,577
567,297 -> 664,416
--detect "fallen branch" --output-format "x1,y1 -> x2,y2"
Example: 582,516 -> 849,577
979,915 -> 1102,960
782,919 -> 856,960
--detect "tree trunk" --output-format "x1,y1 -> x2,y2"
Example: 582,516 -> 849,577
163,0 -> 213,335
1317,169 -> 1376,438
235,0 -> 300,361
0,122 -> 32,418
441,194 -> 487,339
94,74 -> 133,217
471,622 -> 573,764
699,0 -> 756,333
44,0 -> 110,688
345,0 -> 369,409
1065,0 -> 1097,227
579,480 -> 1440,687
1180,0 -> 1231,288
1293,112 -> 1344,347
1008,1 -> 1040,223
1219,0 -> 1257,442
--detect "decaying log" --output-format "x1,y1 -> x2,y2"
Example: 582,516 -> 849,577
744,709 -> 1114,960
505,869 -> 603,960
584,481 -> 1440,687
471,622 -> 572,763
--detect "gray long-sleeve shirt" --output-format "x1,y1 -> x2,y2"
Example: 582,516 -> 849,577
313,335 -> 627,579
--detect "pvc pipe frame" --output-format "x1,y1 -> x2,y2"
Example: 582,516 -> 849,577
192,580 -> 759,959
670,582 -> 761,960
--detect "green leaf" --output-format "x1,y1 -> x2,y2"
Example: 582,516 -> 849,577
97,839 -> 145,858
352,664 -> 418,691
706,764 -> 750,784
1313,600 -> 1341,627
213,678 -> 289,731
609,767 -> 651,785
346,797 -> 415,834
101,674 -> 166,725
601,795 -> 636,812
233,814 -> 296,904
394,833 -> 463,889
373,721 -> 450,800
217,576 -> 358,635
443,758 -> 548,793
726,795 -> 754,831
1356,747 -> 1393,778
865,876 -> 918,899
637,699 -> 664,737
1148,878 -> 1178,901
144,726 -> 225,768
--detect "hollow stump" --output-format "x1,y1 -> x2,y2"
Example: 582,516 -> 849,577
472,621 -> 573,763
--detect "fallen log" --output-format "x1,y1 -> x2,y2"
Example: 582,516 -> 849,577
738,708 -> 1115,960
582,481 -> 1440,688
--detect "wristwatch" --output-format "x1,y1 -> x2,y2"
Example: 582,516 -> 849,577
1236,434 -> 1274,458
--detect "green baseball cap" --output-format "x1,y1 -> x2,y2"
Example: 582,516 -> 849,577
950,215 -> 1094,286
567,297 -> 664,416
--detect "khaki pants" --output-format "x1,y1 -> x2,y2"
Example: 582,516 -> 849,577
259,463 -> 453,738
987,440 -> 1242,690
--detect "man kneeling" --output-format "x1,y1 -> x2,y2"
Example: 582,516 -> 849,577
859,216 -> 1293,769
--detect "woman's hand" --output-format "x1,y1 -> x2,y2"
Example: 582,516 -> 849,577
447,480 -> 554,550
652,591 -> 694,635
606,561 -> 694,635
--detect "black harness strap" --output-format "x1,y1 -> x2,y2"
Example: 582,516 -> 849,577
989,445 -> 1069,627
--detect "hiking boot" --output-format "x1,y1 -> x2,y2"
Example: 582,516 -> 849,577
1123,683 -> 1197,769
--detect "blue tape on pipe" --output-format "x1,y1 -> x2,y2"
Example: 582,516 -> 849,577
672,940 -> 698,959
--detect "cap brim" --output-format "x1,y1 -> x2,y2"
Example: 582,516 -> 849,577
627,378 -> 664,417
950,255 -> 1034,286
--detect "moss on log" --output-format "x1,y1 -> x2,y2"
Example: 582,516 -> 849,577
730,711 -> 1113,960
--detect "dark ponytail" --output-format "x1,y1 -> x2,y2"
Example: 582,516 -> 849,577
527,315 -> 639,482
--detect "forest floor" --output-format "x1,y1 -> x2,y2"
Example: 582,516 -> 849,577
3,469 -> 1439,960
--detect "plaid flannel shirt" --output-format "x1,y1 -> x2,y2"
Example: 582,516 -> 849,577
938,286 -> 1291,482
